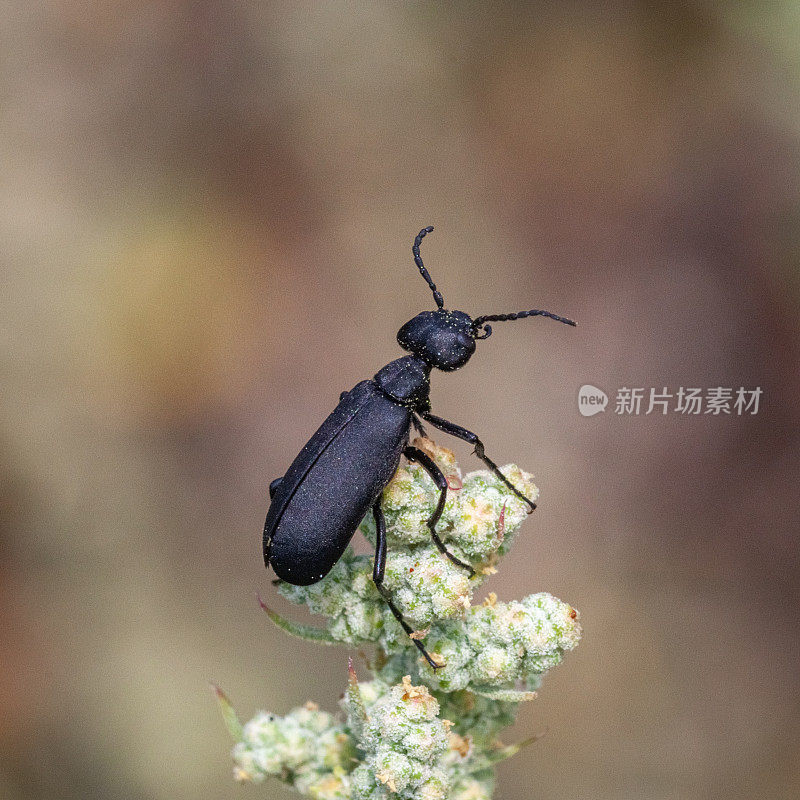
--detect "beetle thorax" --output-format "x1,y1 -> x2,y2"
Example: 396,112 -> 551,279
374,356 -> 431,408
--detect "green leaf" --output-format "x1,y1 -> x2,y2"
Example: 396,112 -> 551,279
471,686 -> 538,702
481,731 -> 546,766
211,684 -> 243,742
346,658 -> 368,741
258,595 -> 339,645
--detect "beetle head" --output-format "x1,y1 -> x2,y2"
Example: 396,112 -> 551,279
402,226 -> 576,371
397,309 -> 476,371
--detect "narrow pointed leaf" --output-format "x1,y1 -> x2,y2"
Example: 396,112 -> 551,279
257,595 -> 338,645
211,684 -> 243,742
472,686 -> 538,702
481,731 -> 547,767
346,658 -> 368,741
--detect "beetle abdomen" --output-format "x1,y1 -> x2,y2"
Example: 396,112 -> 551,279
266,382 -> 410,585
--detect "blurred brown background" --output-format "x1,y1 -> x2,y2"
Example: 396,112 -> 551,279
2,2 -> 799,799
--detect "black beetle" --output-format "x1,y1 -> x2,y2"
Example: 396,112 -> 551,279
264,226 -> 575,668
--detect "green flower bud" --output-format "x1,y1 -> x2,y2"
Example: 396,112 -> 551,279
232,703 -> 352,787
444,466 -> 538,561
348,676 -> 452,800
381,545 -> 472,629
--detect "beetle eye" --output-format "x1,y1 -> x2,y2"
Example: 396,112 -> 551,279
456,332 -> 474,348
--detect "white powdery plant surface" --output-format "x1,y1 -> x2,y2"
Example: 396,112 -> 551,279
217,437 -> 581,800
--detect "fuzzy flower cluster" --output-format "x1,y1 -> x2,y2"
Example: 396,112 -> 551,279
227,674 -> 495,800
382,592 -> 581,694
348,679 -> 496,800
230,702 -> 353,798
277,545 -> 473,643
219,438 -> 581,799
378,438 -> 536,563
348,676 -> 451,799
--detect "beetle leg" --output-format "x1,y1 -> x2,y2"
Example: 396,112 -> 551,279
420,411 -> 537,513
372,501 -> 388,584
403,446 -> 474,576
372,501 -> 444,671
411,415 -> 428,438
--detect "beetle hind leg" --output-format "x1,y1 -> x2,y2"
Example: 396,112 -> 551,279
404,446 -> 475,576
372,501 -> 444,671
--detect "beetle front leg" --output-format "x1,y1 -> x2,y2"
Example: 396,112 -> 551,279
372,500 -> 444,671
420,411 -> 537,513
403,446 -> 474,576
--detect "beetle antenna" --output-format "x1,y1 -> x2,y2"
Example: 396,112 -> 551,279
412,226 -> 445,309
472,309 -> 576,339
